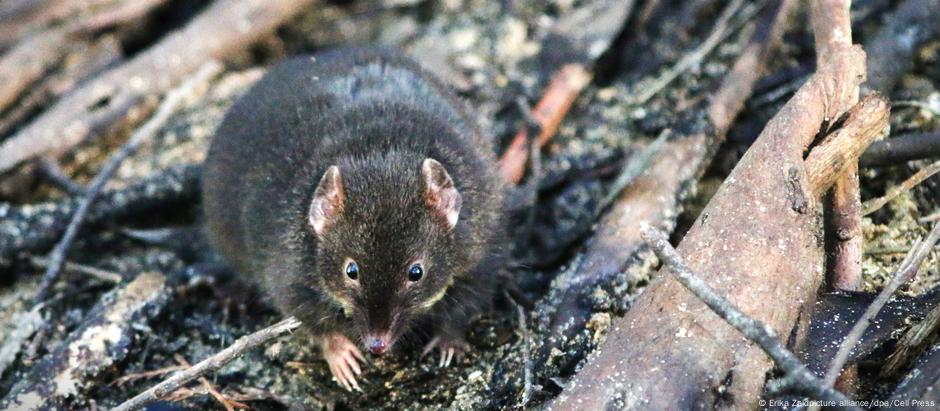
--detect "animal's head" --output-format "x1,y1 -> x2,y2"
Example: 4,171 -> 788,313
307,158 -> 462,354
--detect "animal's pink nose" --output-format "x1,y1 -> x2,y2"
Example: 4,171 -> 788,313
368,338 -> 388,354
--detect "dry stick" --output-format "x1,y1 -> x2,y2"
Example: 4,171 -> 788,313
541,0 -> 795,361
804,95 -> 890,197
865,244 -> 940,255
497,0 -> 637,185
0,0 -> 313,174
811,0 -> 864,297
174,354 -> 248,411
498,0 -> 755,184
0,0 -> 99,47
37,158 -> 87,195
640,225 -> 857,407
29,255 -> 122,283
598,129 -> 670,211
630,0 -> 749,105
920,209 -> 940,223
862,160 -> 940,215
823,221 -> 940,388
112,316 -> 302,411
0,163 -> 201,261
110,365 -> 186,386
498,64 -> 591,184
32,61 -> 221,303
860,132 -> 940,168
552,17 -> 867,411
0,272 -> 168,410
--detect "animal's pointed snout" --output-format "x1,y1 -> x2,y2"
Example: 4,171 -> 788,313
365,332 -> 393,355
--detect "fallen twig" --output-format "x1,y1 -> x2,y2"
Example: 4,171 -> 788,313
538,0 -> 798,395
804,95 -> 890,197
0,0 -> 89,48
110,364 -> 186,386
497,0 -> 636,184
32,61 -> 221,303
75,0 -> 172,34
37,159 -> 86,195
552,28 -> 868,409
630,0 -> 749,105
823,220 -> 940,387
0,27 -> 69,115
920,209 -> 940,224
0,0 -> 171,117
112,316 -> 302,411
863,160 -> 940,215
174,354 -> 248,411
498,64 -> 591,184
812,0 -> 864,299
860,132 -> 940,168
865,244 -> 940,255
640,225 -> 857,407
29,255 -> 122,283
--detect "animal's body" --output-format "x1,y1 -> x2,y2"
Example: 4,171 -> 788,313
202,47 -> 506,389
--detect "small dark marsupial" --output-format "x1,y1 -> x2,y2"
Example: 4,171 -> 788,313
202,47 -> 506,390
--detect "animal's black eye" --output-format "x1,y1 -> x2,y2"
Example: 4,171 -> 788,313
345,261 -> 359,280
408,264 -> 423,282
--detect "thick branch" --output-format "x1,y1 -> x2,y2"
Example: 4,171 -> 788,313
641,226 -> 857,407
551,44 -> 867,411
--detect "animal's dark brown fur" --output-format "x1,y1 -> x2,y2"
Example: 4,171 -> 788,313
202,47 -> 506,354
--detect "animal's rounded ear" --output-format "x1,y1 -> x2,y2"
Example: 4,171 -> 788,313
422,158 -> 462,230
309,165 -> 345,235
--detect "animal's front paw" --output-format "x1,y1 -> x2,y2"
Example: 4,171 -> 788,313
421,335 -> 469,368
321,333 -> 366,391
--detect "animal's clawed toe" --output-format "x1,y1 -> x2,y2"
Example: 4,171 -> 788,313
322,333 -> 366,391
421,336 -> 469,368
